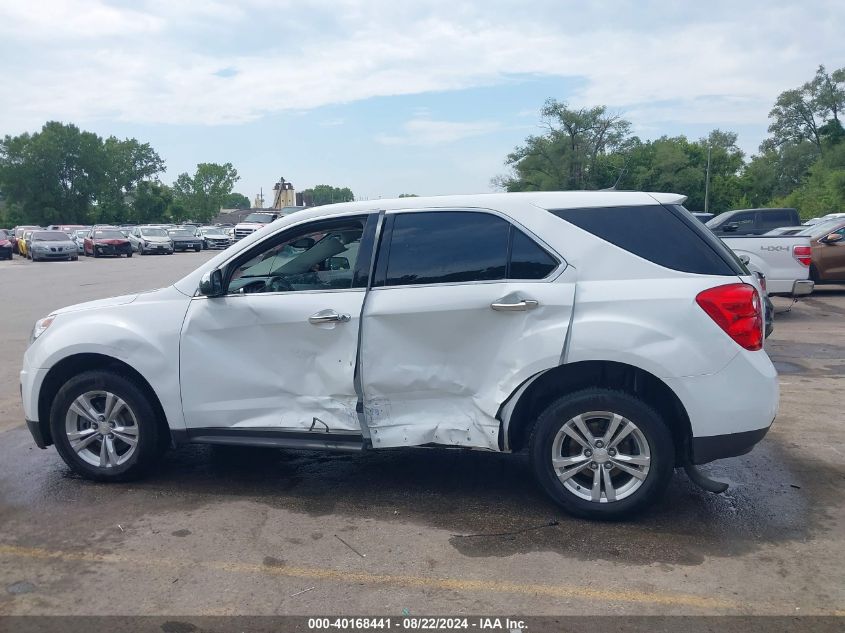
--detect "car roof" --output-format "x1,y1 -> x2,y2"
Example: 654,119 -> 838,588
270,191 -> 687,223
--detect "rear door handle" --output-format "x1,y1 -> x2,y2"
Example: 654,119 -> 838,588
309,309 -> 351,324
490,298 -> 539,311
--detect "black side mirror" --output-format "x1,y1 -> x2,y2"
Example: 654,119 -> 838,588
821,233 -> 844,244
199,269 -> 224,297
722,222 -> 740,233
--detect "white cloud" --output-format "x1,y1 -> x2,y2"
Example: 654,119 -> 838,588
376,118 -> 501,146
0,0 -> 843,134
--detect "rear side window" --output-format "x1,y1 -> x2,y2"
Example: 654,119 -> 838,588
382,212 -> 510,286
759,210 -> 795,227
509,229 -> 558,279
550,205 -> 742,276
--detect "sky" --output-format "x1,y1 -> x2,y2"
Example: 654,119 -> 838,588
1,0 -> 843,202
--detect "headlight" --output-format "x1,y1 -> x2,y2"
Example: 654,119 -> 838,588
30,315 -> 56,344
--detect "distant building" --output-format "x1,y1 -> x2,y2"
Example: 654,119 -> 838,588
272,177 -> 296,209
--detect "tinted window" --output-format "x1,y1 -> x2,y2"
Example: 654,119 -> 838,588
32,231 -> 71,241
550,205 -> 740,276
509,229 -> 558,279
759,210 -> 794,227
383,212 -> 509,286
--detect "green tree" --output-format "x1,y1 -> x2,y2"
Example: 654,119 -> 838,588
130,181 -> 174,224
173,162 -> 240,222
223,192 -> 251,209
495,99 -> 631,191
95,137 -> 165,224
765,64 -> 845,154
0,122 -> 104,224
0,122 -> 164,225
398,193 -> 418,198
300,185 -> 354,206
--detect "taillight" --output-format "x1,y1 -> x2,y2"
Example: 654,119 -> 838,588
696,283 -> 763,351
793,245 -> 811,267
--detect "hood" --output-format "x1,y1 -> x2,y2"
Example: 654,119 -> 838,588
141,235 -> 172,243
170,235 -> 199,241
52,293 -> 139,316
93,238 -> 129,244
0,239 -> 11,247
235,222 -> 266,228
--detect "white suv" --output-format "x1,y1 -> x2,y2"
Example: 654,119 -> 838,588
20,192 -> 778,519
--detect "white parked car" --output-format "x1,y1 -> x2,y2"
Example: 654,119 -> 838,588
128,226 -> 175,255
20,192 -> 778,519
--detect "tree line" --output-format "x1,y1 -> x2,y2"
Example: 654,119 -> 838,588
496,64 -> 845,218
0,122 -> 247,226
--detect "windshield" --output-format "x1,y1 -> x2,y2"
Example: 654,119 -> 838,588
141,228 -> 168,237
75,230 -> 88,238
168,229 -> 193,237
33,231 -> 71,241
243,213 -> 275,223
94,230 -> 125,239
797,219 -> 845,238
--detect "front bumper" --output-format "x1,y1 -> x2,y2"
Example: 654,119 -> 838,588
95,244 -> 132,256
26,418 -> 51,449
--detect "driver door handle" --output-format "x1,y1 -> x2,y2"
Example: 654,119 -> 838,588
491,298 -> 539,311
309,309 -> 351,324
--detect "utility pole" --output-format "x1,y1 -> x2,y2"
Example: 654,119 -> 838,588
704,145 -> 712,214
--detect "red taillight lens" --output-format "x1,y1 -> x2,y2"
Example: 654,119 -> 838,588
793,245 -> 811,267
696,283 -> 763,351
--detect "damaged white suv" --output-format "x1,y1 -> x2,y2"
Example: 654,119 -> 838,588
21,192 -> 778,519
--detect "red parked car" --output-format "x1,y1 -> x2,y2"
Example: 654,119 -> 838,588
83,228 -> 133,258
0,229 -> 13,260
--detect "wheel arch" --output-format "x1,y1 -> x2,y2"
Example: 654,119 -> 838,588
502,360 -> 692,466
37,353 -> 172,449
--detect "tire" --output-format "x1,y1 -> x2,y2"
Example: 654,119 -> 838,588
529,388 -> 674,520
126,252 -> 132,258
49,370 -> 161,481
93,249 -> 99,258
194,245 -> 201,252
810,264 -> 820,283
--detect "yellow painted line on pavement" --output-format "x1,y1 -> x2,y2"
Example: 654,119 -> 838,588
0,542 -> 733,610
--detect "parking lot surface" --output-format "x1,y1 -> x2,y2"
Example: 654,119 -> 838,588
0,254 -> 843,615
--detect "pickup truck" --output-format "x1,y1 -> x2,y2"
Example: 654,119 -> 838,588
721,234 -> 814,297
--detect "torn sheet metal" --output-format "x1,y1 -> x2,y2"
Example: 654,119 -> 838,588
179,291 -> 365,432
359,269 -> 576,450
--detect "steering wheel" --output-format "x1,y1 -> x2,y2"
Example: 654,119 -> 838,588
268,276 -> 294,293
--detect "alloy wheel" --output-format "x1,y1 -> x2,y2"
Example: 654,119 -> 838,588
64,390 -> 140,468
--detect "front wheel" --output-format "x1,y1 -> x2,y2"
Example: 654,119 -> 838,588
529,388 -> 674,520
50,370 -> 161,481
126,252 -> 132,258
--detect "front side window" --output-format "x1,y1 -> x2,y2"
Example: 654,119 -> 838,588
228,219 -> 365,294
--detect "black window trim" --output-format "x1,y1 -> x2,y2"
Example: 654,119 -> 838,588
370,207 -> 565,289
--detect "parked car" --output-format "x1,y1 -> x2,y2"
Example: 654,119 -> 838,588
18,229 -> 36,259
72,230 -> 88,254
707,208 -> 801,236
13,226 -> 40,254
129,226 -> 174,255
0,229 -> 13,260
84,228 -> 133,258
168,227 -> 203,252
692,212 -> 713,223
720,233 -> 814,297
795,219 -> 845,284
198,226 -> 233,250
234,212 -> 281,240
21,191 -> 778,520
28,230 -> 79,262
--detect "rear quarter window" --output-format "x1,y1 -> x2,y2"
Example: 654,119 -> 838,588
550,205 -> 742,276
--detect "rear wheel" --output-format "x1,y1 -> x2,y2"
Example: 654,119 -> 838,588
529,388 -> 674,520
126,252 -> 132,258
50,370 -> 161,481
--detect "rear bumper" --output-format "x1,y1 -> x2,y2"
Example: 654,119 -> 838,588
791,279 -> 814,297
691,426 -> 770,464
